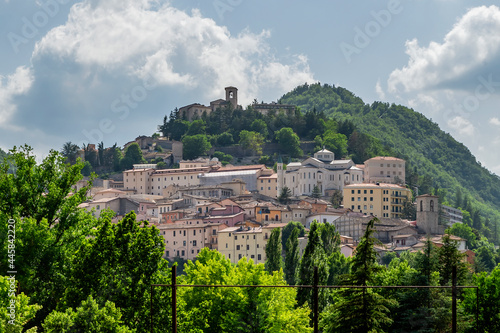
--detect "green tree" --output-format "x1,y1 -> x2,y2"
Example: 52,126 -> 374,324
178,248 -> 312,333
0,275 -> 42,332
462,264 -> 500,332
186,119 -> 207,136
43,295 -> 132,332
446,222 -> 477,249
239,130 -> 265,156
284,228 -> 300,285
319,222 -> 341,256
316,131 -> 348,158
61,141 -> 80,164
330,190 -> 343,208
81,160 -> 92,176
216,131 -> 234,146
182,134 -> 212,160
278,186 -> 292,205
297,221 -> 329,311
62,211 -> 166,330
320,218 -> 396,333
281,221 -> 306,251
265,228 -> 283,273
311,185 -> 321,198
0,146 -> 94,327
120,142 -> 145,170
401,199 -> 417,220
275,127 -> 303,158
437,234 -> 469,286
250,119 -> 268,138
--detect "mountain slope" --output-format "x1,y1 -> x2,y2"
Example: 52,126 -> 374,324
279,83 -> 500,223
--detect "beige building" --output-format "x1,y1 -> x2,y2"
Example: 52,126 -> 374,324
123,166 -> 209,195
178,86 -> 240,121
364,156 -> 405,184
257,173 -> 278,198
343,183 -> 412,219
159,220 -> 228,260
218,224 -> 287,264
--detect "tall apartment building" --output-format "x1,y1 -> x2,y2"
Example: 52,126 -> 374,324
343,183 -> 412,218
364,156 -> 405,184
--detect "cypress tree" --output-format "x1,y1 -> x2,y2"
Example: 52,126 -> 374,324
265,228 -> 283,273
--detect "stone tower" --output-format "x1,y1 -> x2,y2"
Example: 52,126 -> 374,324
277,154 -> 284,197
416,194 -> 443,235
225,86 -> 238,109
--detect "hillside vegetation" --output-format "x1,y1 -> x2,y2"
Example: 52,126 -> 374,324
280,83 -> 500,237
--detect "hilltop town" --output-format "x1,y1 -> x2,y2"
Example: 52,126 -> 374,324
73,87 -> 473,266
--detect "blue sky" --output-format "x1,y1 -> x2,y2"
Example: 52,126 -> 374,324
1,0 -> 499,175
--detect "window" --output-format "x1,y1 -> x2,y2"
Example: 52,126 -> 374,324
183,240 -> 186,246
226,243 -> 228,248
193,230 -> 196,236
258,254 -> 262,260
430,200 -> 434,212
247,245 -> 250,250
364,190 -> 367,194
358,190 -> 361,194
181,250 -> 185,256
370,197 -> 373,201
173,231 -> 176,237
193,240 -> 197,246
236,245 -> 241,250
166,251 -> 169,257
251,255 -> 255,258
351,197 -> 355,201
238,254 -> 242,259
351,190 -> 355,194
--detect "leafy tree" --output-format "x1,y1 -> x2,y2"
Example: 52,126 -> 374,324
81,160 -> 92,176
186,119 -> 207,136
61,141 -> 80,164
311,185 -> 321,198
462,264 -> 500,332
0,146 -> 94,327
265,228 -> 283,273
327,251 -> 351,286
239,130 -> 265,156
216,131 -> 234,146
284,228 -> 300,285
275,127 -> 303,158
278,186 -> 292,205
315,131 -> 348,158
281,221 -> 305,251
0,275 -> 42,332
446,222 -> 477,249
213,151 -> 233,165
120,142 -> 145,170
250,119 -> 268,138
437,234 -> 469,286
318,222 -> 340,256
82,143 -> 98,168
178,248 -> 312,333
330,190 -> 343,208
169,119 -> 190,141
320,218 -> 396,333
43,295 -> 132,332
182,134 -> 212,160
62,211 -> 166,330
297,221 -> 329,312
401,199 -> 417,220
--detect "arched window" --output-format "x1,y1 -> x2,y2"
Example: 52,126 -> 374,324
430,200 -> 434,212
420,200 -> 423,212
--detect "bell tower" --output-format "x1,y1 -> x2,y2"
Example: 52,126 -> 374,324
416,194 -> 443,234
225,86 -> 238,109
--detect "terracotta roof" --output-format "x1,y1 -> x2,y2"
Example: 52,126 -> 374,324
344,183 -> 409,189
212,164 -> 266,172
365,156 -> 405,162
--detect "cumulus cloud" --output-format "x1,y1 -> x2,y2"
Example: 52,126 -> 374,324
0,66 -> 33,128
388,5 -> 500,93
375,79 -> 385,100
447,115 -> 475,136
33,0 -> 314,104
490,117 -> 500,126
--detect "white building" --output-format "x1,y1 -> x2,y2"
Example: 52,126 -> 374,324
277,149 -> 363,197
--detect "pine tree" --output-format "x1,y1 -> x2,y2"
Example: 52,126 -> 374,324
312,185 -> 321,198
284,228 -> 300,285
320,218 -> 397,333
265,228 -> 283,273
297,222 -> 329,311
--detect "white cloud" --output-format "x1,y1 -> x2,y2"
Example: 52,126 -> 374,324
447,115 -> 475,136
0,66 -> 33,128
388,5 -> 500,93
490,117 -> 500,126
33,0 -> 314,105
375,79 -> 385,100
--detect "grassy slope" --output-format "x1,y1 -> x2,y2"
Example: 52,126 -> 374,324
279,83 -> 500,222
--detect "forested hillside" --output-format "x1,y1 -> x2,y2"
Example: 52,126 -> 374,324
280,83 -> 500,237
